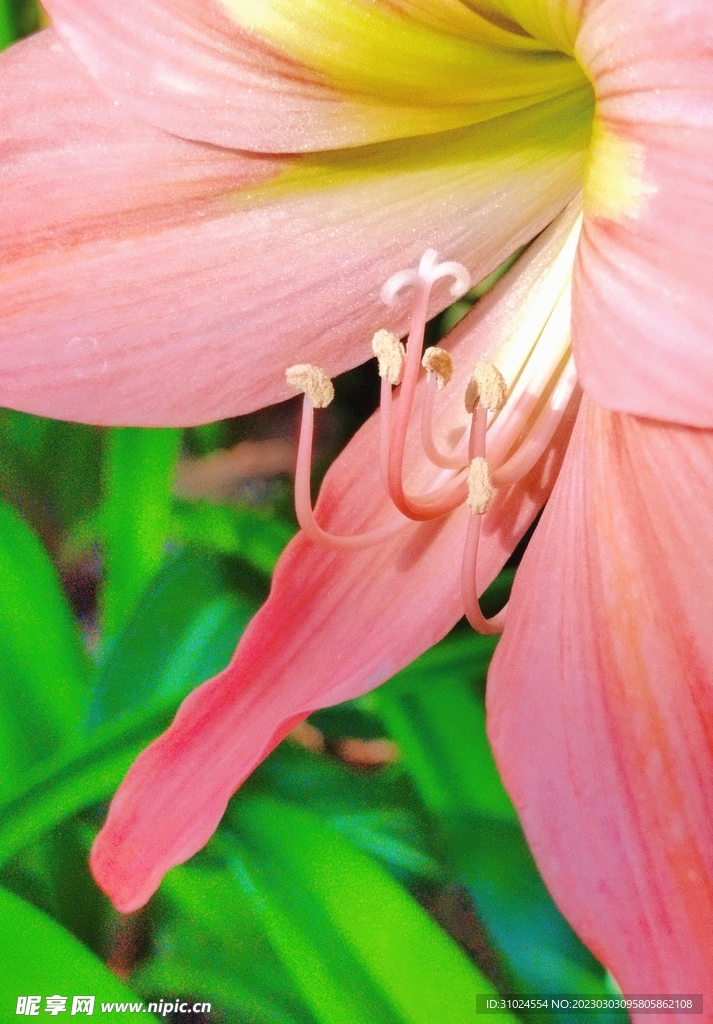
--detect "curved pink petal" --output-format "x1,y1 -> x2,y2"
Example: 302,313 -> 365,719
0,31 -> 590,426
487,395 -> 713,1003
572,0 -> 713,427
43,0 -> 582,152
43,0 -> 374,153
90,254 -> 579,911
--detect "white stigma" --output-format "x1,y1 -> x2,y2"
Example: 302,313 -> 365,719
380,250 -> 470,306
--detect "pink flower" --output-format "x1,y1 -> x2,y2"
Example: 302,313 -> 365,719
2,0 -> 713,1006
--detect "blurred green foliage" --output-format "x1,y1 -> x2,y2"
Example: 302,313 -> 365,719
0,0 -> 40,48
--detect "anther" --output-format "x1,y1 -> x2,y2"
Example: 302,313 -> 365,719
466,457 -> 493,516
421,347 -> 453,389
372,330 -> 406,386
464,361 -> 507,414
286,364 -> 334,408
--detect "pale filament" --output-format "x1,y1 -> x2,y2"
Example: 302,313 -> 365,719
461,512 -> 508,635
486,279 -> 572,469
492,354 -> 577,488
294,394 -> 410,550
491,210 -> 581,390
469,403 -> 488,461
420,373 -> 466,470
379,369 -> 469,518
378,375 -> 393,490
459,398 -> 504,633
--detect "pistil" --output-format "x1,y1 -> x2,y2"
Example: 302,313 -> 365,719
381,251 -> 472,520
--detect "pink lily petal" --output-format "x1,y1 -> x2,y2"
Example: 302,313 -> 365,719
43,0 -> 583,152
43,0 -> 374,154
572,0 -> 713,427
90,262 -> 580,912
487,394 -> 713,1002
0,31 -> 590,426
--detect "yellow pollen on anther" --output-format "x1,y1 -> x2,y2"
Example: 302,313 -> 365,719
286,363 -> 335,408
467,457 -> 493,516
421,347 -> 453,389
372,329 -> 406,386
465,361 -> 507,413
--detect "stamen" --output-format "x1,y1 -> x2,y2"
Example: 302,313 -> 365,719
465,361 -> 507,414
287,365 -> 409,550
372,330 -> 405,487
378,374 -> 393,491
420,349 -> 464,471
468,401 -> 488,461
460,372 -> 508,633
421,347 -> 453,389
372,329 -> 406,386
465,362 -> 505,465
286,363 -> 334,409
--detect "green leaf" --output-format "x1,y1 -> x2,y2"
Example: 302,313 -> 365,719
184,421 -> 227,456
362,632 -> 514,821
100,427 -> 182,639
0,498 -> 91,788
227,797 -> 518,1024
4,0 -> 40,42
0,885 -> 152,1013
138,956 -> 307,1024
136,861 -> 313,1024
171,499 -> 294,576
0,411 -> 103,538
249,741 -> 441,882
0,821 -> 107,957
0,549 -> 259,864
308,702 -> 387,741
0,710 -> 174,868
0,0 -> 16,48
92,548 -> 259,726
